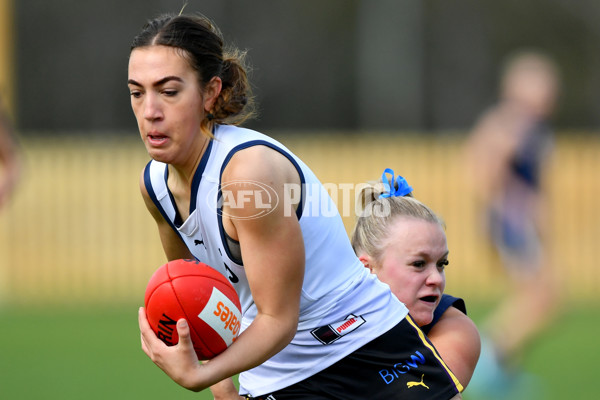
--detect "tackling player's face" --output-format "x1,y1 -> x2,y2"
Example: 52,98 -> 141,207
369,217 -> 448,327
127,45 -> 207,166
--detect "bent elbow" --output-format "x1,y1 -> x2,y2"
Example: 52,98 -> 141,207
281,317 -> 298,345
274,315 -> 299,352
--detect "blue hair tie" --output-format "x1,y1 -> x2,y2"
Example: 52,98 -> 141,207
379,168 -> 413,198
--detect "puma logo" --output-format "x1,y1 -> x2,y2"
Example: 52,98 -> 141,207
407,374 -> 429,389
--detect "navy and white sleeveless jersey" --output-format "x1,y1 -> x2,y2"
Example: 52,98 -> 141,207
144,124 -> 408,396
420,294 -> 467,335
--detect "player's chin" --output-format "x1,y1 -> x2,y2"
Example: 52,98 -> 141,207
411,306 -> 436,327
145,146 -> 174,164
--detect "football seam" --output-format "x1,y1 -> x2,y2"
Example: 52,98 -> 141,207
166,267 -> 218,358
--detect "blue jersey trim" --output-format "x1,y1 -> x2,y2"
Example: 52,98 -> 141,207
162,167 -> 183,227
216,140 -> 306,265
143,160 -> 186,244
147,137 -> 214,230
189,137 -> 214,214
420,294 -> 467,335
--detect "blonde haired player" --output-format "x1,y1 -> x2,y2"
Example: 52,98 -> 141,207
352,169 -> 480,388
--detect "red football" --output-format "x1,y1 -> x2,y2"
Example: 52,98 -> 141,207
144,259 -> 242,360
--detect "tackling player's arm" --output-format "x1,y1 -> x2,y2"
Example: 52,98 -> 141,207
427,306 -> 481,388
139,169 -> 193,261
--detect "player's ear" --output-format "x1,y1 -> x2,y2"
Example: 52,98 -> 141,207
203,76 -> 222,112
357,253 -> 374,272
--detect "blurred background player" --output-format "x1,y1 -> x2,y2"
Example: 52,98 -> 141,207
352,169 -> 480,389
464,51 -> 561,398
0,98 -> 20,210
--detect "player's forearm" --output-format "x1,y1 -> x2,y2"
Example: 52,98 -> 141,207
200,311 -> 297,388
209,377 -> 244,400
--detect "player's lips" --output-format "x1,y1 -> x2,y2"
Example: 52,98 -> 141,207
419,294 -> 440,304
147,131 -> 169,146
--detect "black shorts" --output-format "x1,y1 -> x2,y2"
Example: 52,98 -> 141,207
247,315 -> 462,400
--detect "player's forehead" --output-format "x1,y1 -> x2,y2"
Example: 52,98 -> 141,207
128,45 -> 195,85
385,218 -> 447,255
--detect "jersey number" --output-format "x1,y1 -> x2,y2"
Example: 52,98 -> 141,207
224,263 -> 239,283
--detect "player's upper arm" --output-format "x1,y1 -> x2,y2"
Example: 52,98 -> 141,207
466,110 -> 521,201
139,169 -> 193,261
221,146 -> 304,334
427,306 -> 481,388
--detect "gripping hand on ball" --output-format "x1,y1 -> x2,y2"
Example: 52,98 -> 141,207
139,307 -> 208,391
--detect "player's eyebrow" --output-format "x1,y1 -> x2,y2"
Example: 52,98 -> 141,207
413,249 -> 449,259
127,76 -> 184,87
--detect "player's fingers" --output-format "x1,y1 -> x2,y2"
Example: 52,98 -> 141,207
138,307 -> 154,334
176,319 -> 194,350
140,332 -> 152,357
138,307 -> 159,345
176,319 -> 190,340
138,308 -> 154,357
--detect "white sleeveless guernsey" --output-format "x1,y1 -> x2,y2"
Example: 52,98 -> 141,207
144,125 -> 408,396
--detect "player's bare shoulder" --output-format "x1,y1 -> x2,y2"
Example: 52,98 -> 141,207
434,306 -> 479,337
222,144 -> 300,188
220,144 -> 302,233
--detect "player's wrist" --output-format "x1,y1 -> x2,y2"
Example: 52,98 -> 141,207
177,362 -> 208,392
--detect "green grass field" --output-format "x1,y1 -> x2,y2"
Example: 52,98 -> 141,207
462,302 -> 599,400
0,137 -> 598,398
0,301 -> 597,399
